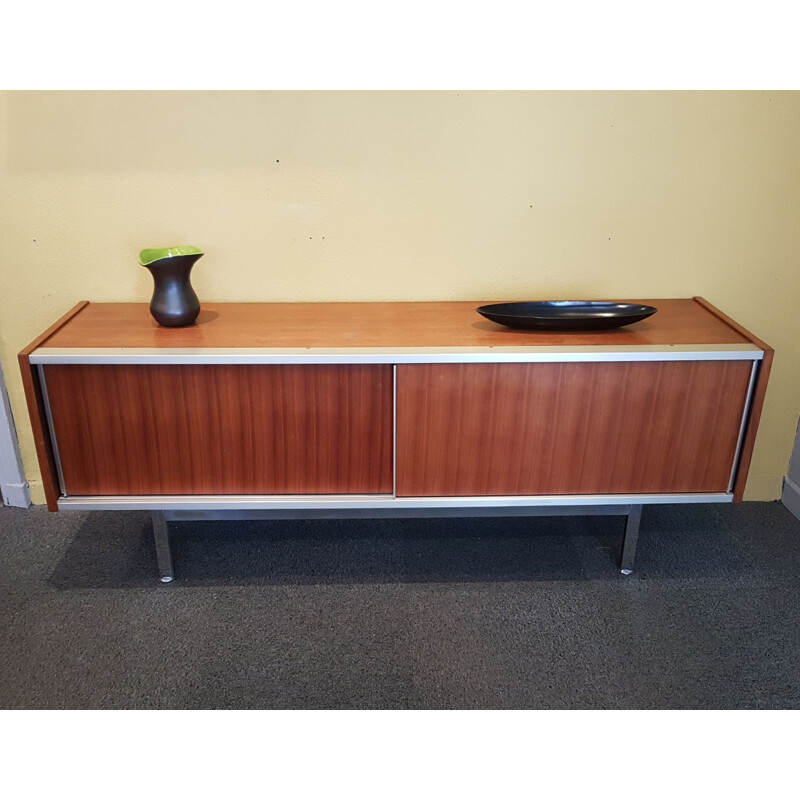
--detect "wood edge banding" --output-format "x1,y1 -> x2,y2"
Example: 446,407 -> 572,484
19,301 -> 90,356
18,302 -> 88,511
692,297 -> 773,353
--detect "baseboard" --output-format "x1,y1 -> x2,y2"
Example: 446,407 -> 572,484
1,480 -> 31,509
782,475 -> 800,522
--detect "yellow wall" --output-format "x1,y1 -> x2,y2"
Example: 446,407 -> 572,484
2,90 -> 799,502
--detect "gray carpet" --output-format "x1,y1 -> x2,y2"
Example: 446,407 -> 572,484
1,501 -> 799,709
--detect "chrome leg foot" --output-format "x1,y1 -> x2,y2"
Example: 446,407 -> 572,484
152,511 -> 174,583
620,505 -> 642,574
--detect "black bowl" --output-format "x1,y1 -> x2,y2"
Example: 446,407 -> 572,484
476,301 -> 658,331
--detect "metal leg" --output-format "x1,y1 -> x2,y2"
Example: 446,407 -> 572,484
620,505 -> 643,575
152,511 -> 174,583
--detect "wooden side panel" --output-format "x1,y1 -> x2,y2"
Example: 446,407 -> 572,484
17,357 -> 61,510
396,361 -> 754,497
18,302 -> 90,510
692,297 -> 774,502
731,349 -> 773,501
43,364 -> 393,496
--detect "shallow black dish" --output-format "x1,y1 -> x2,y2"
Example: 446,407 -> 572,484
476,301 -> 658,331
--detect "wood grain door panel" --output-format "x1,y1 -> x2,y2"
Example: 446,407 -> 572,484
396,361 -> 753,496
44,364 -> 393,495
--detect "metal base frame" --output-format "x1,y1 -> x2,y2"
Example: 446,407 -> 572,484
151,503 -> 645,583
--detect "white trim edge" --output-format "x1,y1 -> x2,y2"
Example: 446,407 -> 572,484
0,361 -> 31,509
1,481 -> 31,508
782,475 -> 800,522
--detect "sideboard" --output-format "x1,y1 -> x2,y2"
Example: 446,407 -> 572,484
19,298 -> 773,581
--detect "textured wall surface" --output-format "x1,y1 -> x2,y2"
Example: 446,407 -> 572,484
2,91 -> 799,501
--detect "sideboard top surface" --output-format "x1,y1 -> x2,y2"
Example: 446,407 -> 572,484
36,298 -> 757,351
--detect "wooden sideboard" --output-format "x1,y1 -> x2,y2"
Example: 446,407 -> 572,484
19,298 -> 773,580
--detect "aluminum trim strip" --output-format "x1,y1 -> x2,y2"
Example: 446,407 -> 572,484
162,505 -> 638,523
30,344 -> 764,365
57,492 -> 735,511
392,364 -> 397,497
37,365 -> 67,497
728,360 -> 760,492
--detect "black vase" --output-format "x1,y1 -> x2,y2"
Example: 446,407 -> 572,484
142,251 -> 202,327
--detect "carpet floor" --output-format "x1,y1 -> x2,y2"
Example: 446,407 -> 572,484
1,501 -> 799,709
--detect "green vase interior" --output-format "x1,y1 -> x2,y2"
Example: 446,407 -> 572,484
139,246 -> 204,266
